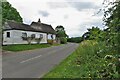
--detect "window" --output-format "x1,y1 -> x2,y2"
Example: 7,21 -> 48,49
31,34 -> 35,38
51,35 -> 53,39
40,34 -> 43,38
22,33 -> 27,40
6,32 -> 10,38
22,33 -> 27,38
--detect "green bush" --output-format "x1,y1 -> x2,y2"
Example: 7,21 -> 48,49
60,37 -> 67,44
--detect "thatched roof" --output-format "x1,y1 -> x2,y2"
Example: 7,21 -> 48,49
3,20 -> 55,34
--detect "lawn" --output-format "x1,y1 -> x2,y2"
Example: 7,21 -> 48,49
2,44 -> 51,52
43,40 -> 119,78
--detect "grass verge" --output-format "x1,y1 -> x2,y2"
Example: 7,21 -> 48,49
43,40 -> 119,78
2,44 -> 52,52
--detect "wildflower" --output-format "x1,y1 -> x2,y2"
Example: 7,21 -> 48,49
119,58 -> 120,61
99,49 -> 103,53
104,55 -> 113,60
107,63 -> 113,67
97,49 -> 103,54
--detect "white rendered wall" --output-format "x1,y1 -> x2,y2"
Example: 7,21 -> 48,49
3,30 -> 47,45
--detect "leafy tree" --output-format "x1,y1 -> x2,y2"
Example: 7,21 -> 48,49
82,32 -> 90,40
55,25 -> 68,44
82,27 -> 103,41
2,1 -> 23,24
55,25 -> 68,38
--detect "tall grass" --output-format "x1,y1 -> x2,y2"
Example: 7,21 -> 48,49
44,40 -> 119,78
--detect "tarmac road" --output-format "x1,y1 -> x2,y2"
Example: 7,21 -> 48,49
2,43 -> 79,78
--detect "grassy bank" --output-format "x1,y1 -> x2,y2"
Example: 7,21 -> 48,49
2,44 -> 51,52
44,40 -> 119,78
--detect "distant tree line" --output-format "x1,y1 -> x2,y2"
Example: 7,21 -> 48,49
67,37 -> 82,43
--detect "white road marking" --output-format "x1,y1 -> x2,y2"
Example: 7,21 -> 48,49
20,55 -> 42,63
20,45 -> 71,63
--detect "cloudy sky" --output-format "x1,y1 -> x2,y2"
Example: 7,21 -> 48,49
7,0 -> 107,37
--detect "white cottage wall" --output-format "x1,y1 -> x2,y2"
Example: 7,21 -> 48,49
53,35 -> 56,40
3,30 -> 47,45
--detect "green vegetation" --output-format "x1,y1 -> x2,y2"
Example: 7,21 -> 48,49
59,37 -> 67,44
44,40 -> 119,78
103,1 -> 120,76
55,25 -> 68,44
2,1 -> 23,24
82,27 -> 104,41
2,44 -> 51,52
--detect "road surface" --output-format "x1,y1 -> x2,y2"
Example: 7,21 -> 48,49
2,43 -> 79,78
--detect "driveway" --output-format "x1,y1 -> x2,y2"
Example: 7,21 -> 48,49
2,43 -> 79,78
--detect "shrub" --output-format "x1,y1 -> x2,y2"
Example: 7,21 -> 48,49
60,37 -> 67,44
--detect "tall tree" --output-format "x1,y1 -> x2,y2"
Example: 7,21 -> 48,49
55,25 -> 68,38
82,27 -> 103,41
2,1 -> 23,24
55,25 -> 68,44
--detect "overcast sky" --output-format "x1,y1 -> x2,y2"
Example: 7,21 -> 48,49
7,0 -> 107,37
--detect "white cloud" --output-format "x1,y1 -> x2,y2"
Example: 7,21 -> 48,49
7,0 -> 105,37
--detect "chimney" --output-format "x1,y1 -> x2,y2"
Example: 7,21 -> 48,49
38,18 -> 41,23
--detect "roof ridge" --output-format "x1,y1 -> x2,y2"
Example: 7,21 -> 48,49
7,20 -> 30,26
31,22 -> 51,26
